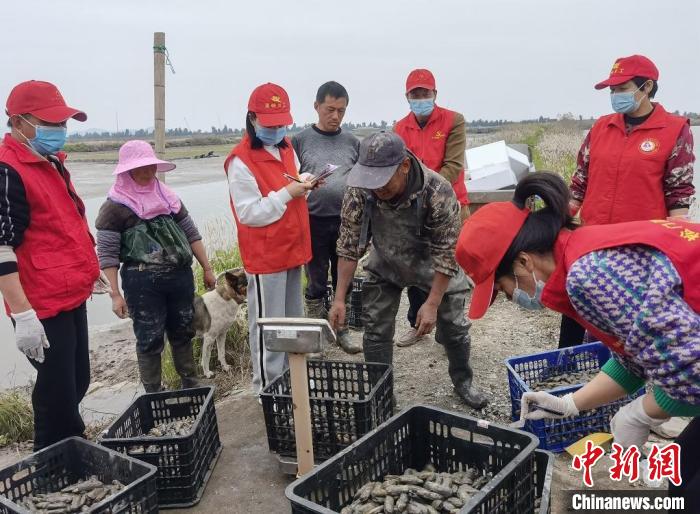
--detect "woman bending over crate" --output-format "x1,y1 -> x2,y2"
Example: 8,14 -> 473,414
455,171 -> 699,509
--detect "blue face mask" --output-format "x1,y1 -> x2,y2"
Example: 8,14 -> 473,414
20,116 -> 67,156
255,125 -> 287,146
610,83 -> 645,114
408,98 -> 435,117
512,271 -> 545,311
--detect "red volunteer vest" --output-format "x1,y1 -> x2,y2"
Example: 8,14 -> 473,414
394,105 -> 469,206
541,219 -> 700,355
0,134 -> 99,319
224,135 -> 311,274
581,104 -> 688,225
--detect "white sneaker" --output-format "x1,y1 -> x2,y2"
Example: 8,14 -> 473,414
396,327 -> 428,347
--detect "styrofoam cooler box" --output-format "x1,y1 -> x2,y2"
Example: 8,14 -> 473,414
466,140 -> 533,192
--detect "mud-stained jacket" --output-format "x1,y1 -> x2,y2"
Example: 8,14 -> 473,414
337,156 -> 469,292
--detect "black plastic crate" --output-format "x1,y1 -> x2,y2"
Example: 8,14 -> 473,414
286,405 -> 541,514
533,450 -> 554,514
261,360 -> 393,462
505,342 -> 644,452
0,437 -> 157,514
99,386 -> 221,509
348,277 -> 364,328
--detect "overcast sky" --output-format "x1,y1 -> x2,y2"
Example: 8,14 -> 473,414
3,0 -> 698,133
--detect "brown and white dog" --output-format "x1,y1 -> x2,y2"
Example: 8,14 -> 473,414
193,268 -> 247,378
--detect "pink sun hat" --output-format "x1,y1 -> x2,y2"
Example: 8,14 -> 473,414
113,140 -> 176,175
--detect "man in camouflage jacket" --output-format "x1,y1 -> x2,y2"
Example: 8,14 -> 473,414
328,132 -> 487,409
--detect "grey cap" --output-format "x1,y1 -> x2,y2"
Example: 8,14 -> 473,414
347,131 -> 407,189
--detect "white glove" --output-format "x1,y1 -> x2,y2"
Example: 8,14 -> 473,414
611,396 -> 669,449
521,391 -> 579,421
11,309 -> 50,363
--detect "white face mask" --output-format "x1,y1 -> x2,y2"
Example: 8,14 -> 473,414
512,271 -> 545,310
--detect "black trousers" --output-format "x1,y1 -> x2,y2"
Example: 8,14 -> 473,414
27,303 -> 90,451
669,417 -> 700,513
305,215 -> 341,301
558,314 -> 586,348
121,265 -> 195,355
406,286 -> 428,328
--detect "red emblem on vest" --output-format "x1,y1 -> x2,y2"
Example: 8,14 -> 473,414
639,138 -> 659,154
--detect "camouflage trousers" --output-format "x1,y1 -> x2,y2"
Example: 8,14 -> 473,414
360,272 -> 475,386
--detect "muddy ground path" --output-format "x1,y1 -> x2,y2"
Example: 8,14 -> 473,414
0,291 -> 663,513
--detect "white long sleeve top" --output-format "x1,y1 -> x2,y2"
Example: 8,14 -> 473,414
227,145 -> 302,228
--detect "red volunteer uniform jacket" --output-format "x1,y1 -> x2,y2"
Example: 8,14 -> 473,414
581,104 -> 688,225
541,218 -> 700,354
0,134 -> 99,319
224,135 -> 312,274
394,105 -> 469,206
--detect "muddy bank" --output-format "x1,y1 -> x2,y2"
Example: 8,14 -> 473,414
0,289 -> 667,511
66,156 -> 228,200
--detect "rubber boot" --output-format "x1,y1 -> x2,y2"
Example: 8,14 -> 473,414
137,353 -> 163,393
453,376 -> 488,410
337,329 -> 362,354
363,339 -> 391,366
170,343 -> 208,390
305,297 -> 327,320
363,340 -> 397,411
444,341 -> 488,410
301,297 -> 325,358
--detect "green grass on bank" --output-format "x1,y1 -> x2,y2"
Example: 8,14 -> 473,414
66,143 -> 234,163
520,125 -> 547,171
161,246 -> 251,390
0,391 -> 33,447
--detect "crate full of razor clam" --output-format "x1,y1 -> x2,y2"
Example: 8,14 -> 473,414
506,341 -> 644,452
0,386 -> 221,513
287,405 -> 554,514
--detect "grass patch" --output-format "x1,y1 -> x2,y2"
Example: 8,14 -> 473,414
519,125 -> 547,171
161,244 -> 251,393
66,143 -> 234,163
0,391 -> 33,447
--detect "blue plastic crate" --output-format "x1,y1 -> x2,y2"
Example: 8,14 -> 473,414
505,342 -> 644,452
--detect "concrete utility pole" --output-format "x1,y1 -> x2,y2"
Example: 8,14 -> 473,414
154,32 -> 166,180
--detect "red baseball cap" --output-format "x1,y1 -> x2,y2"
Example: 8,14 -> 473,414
6,80 -> 87,123
405,69 -> 436,93
248,82 -> 293,127
594,55 -> 659,90
455,202 -> 530,319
